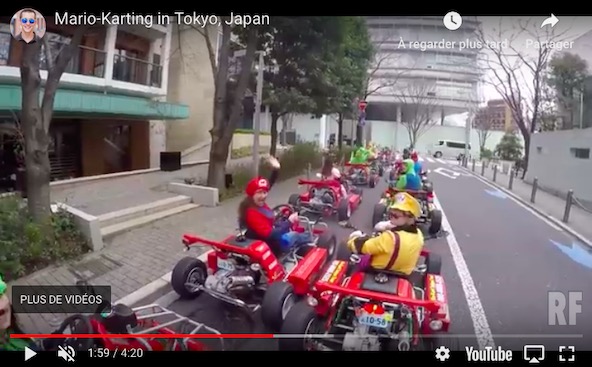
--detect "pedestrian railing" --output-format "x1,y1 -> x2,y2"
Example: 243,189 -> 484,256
459,158 -> 592,225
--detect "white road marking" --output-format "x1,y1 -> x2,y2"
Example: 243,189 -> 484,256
469,173 -> 563,232
435,158 -> 447,164
426,157 -> 435,163
433,194 -> 496,349
433,167 -> 460,179
418,157 -> 425,162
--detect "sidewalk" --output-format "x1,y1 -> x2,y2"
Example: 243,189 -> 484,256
462,162 -> 592,245
50,155 -> 256,215
10,176 -> 303,333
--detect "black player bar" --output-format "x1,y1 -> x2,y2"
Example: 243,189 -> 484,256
4,350 -> 591,365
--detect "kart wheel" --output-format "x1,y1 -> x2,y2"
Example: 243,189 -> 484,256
317,230 -> 337,260
372,203 -> 387,228
426,253 -> 442,275
369,175 -> 376,188
288,193 -> 300,207
428,209 -> 443,235
171,257 -> 207,299
279,301 -> 321,351
337,199 -> 350,221
378,167 -> 384,177
336,240 -> 351,261
261,282 -> 296,332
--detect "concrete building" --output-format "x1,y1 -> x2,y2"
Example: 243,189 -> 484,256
363,16 -> 482,147
474,99 -> 517,132
0,17 -> 188,181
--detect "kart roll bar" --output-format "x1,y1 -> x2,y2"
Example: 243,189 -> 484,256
315,281 -> 441,312
297,179 -> 340,187
182,234 -> 252,255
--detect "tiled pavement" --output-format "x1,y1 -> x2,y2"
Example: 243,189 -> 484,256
11,175 -> 304,333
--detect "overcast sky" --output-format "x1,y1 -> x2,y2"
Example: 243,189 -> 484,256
476,15 -> 592,100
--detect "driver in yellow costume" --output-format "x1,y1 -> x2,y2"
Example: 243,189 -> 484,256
347,192 -> 424,276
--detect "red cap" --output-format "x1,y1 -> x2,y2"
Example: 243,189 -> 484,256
411,152 -> 418,161
245,177 -> 270,196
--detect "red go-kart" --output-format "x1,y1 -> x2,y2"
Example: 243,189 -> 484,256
272,247 -> 449,351
288,178 -> 362,222
344,162 -> 380,188
38,281 -> 222,352
171,210 -> 337,331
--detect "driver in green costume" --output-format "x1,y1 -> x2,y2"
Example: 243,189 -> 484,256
0,275 -> 36,351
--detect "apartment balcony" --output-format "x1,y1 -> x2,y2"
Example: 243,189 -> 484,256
0,23 -> 172,98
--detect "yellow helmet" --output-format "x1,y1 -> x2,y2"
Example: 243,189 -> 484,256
388,192 -> 422,219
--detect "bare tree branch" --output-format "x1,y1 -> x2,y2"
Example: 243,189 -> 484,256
396,81 -> 439,146
189,24 -> 218,78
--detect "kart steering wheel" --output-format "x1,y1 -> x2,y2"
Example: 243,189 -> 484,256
272,204 -> 295,221
44,314 -> 94,351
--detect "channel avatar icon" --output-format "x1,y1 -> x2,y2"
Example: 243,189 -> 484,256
10,8 -> 46,44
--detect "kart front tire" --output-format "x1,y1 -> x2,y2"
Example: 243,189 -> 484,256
261,282 -> 296,332
369,175 -> 376,188
279,301 -> 320,351
337,199 -> 350,221
171,257 -> 207,299
288,194 -> 300,207
372,203 -> 387,228
317,230 -> 337,260
427,253 -> 442,275
429,209 -> 443,235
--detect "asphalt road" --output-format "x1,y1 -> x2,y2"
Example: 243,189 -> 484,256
150,159 -> 592,353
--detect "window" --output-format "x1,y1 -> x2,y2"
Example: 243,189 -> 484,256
446,141 -> 466,149
437,140 -> 444,146
0,24 -> 11,65
570,148 -> 590,159
150,54 -> 161,87
215,30 -> 223,66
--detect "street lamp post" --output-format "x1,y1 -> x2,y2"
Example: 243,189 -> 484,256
252,51 -> 264,177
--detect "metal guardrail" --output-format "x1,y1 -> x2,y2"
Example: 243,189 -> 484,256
464,158 -> 592,224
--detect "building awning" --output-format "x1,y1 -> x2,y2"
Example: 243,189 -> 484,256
0,85 -> 189,120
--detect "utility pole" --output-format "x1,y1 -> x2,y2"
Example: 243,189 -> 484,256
252,51 -> 264,177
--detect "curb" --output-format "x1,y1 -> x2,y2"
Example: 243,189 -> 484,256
460,166 -> 592,249
116,251 -> 210,306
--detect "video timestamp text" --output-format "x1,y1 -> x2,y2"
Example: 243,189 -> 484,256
88,347 -> 144,358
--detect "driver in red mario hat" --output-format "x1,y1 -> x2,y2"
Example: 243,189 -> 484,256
238,156 -> 307,255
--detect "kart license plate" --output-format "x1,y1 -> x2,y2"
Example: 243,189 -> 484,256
358,312 -> 392,329
217,258 -> 234,271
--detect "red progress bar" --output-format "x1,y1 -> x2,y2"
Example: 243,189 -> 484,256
11,333 -> 275,339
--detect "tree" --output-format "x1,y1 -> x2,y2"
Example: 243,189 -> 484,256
538,76 -> 561,131
395,81 -> 439,147
190,20 -> 259,189
327,17 -> 373,149
477,18 -> 568,178
20,27 -> 89,223
495,132 -> 523,161
547,52 -> 589,129
473,107 -> 493,152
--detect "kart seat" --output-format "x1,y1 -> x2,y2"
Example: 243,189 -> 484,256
225,236 -> 259,248
361,271 -> 406,295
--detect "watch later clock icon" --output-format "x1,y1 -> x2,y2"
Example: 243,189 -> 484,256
443,11 -> 462,31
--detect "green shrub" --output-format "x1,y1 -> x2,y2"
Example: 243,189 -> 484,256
230,146 -> 268,159
220,142 -> 323,200
234,128 -> 271,136
0,196 -> 91,281
480,148 -> 493,160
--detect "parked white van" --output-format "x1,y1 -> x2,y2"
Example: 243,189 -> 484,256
431,140 -> 472,159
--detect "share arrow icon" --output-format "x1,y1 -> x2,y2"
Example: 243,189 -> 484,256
541,14 -> 559,28
25,346 -> 37,361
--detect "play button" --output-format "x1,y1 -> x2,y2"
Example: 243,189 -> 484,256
25,346 -> 37,361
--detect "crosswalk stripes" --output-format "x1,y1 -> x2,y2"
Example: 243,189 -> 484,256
403,156 -> 483,167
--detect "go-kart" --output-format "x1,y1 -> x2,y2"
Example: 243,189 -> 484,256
288,178 -> 362,222
171,209 -> 337,331
32,281 -> 223,351
344,162 -> 379,188
372,187 -> 442,235
275,241 -> 449,351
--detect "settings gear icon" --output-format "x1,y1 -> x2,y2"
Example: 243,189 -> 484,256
435,346 -> 451,361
